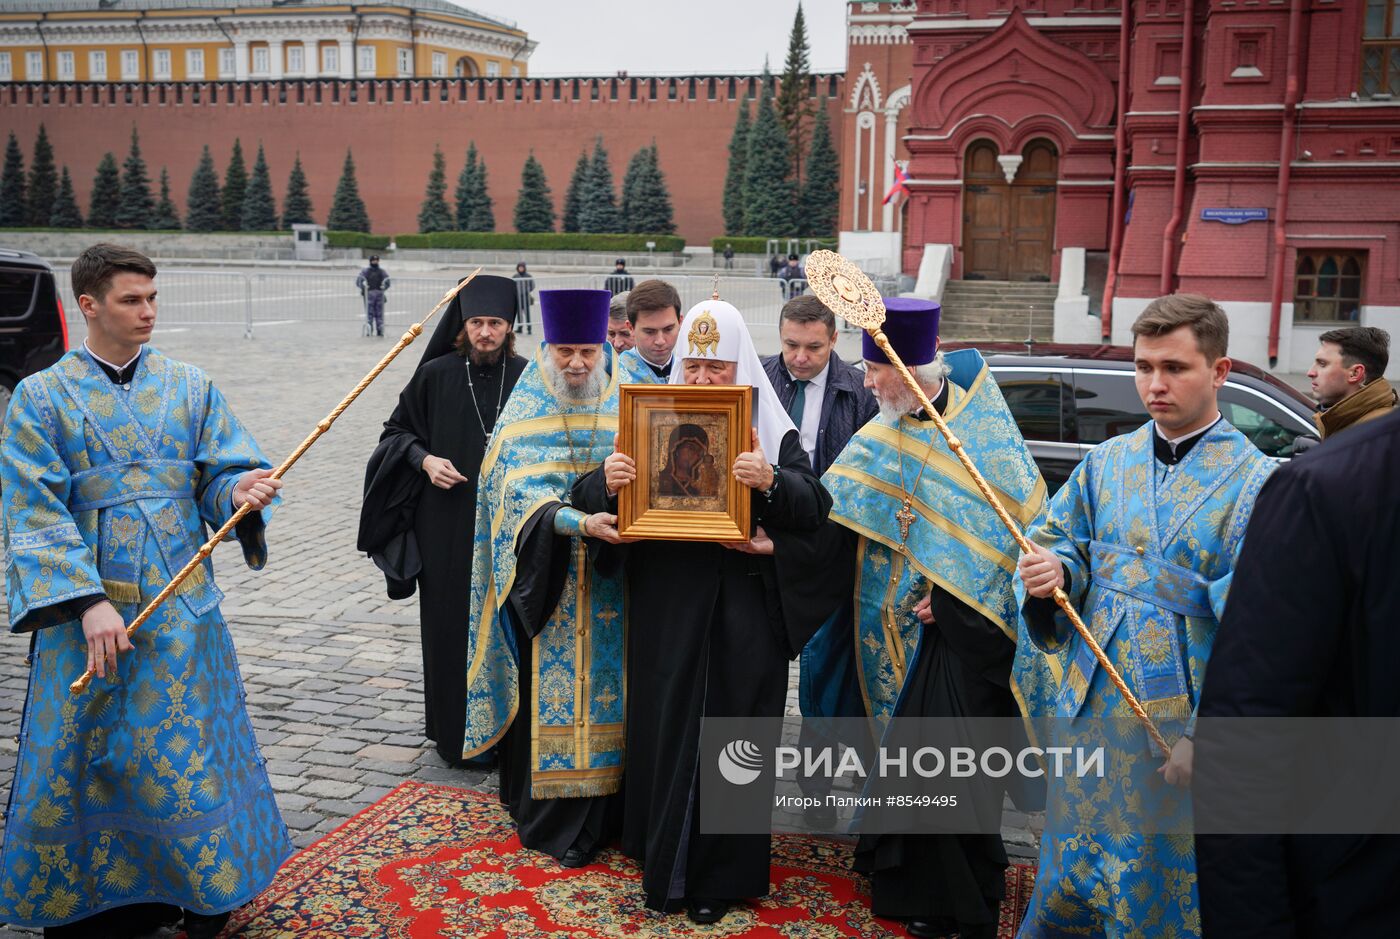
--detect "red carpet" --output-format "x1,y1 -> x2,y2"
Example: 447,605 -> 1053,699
227,781 -> 1037,938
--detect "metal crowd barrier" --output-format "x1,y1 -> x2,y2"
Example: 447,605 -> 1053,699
55,270 -> 890,339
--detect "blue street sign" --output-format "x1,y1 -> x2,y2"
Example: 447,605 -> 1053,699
1201,208 -> 1269,224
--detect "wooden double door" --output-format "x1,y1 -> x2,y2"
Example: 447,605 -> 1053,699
962,140 -> 1058,281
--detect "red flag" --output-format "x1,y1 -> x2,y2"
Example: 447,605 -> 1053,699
883,160 -> 910,205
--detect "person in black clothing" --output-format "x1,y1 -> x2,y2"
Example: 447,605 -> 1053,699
1195,410 -> 1400,938
356,254 -> 391,336
572,298 -> 831,926
760,294 -> 879,826
512,261 -> 535,335
358,274 -> 527,765
778,254 -> 806,299
605,257 -> 635,295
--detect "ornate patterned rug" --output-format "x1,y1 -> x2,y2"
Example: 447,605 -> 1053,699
227,782 -> 1037,938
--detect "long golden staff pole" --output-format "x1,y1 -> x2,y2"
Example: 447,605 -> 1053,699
69,268 -> 482,696
807,252 -> 1170,757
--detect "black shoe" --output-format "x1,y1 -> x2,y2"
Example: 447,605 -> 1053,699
804,801 -> 837,829
558,845 -> 597,868
182,909 -> 232,939
905,919 -> 954,939
686,899 -> 731,924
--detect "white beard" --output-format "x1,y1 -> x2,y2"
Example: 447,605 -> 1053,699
542,356 -> 606,402
877,384 -> 918,423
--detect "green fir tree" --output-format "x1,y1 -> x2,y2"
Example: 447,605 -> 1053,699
561,150 -> 590,234
241,144 -> 277,231
26,124 -> 58,227
467,157 -> 495,232
220,139 -> 248,231
417,146 -> 454,233
513,152 -> 554,233
0,133 -> 27,227
799,104 -> 839,237
326,149 -> 370,232
454,143 -> 480,231
281,154 -> 314,227
776,2 -> 815,185
185,145 -> 223,232
578,137 -> 621,234
115,127 -> 155,230
49,166 -> 83,228
87,152 -> 122,229
742,76 -> 797,236
623,144 -> 675,235
722,98 -> 751,237
153,168 -> 181,229
620,147 -> 647,233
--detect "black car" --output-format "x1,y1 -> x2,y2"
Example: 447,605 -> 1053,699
0,249 -> 69,416
942,342 -> 1321,493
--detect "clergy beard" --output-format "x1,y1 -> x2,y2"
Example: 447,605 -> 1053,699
879,386 -> 918,423
460,329 -> 515,366
542,357 -> 606,402
877,354 -> 950,421
468,344 -> 505,367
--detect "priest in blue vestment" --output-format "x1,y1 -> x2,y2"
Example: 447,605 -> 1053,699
462,289 -> 629,869
0,245 -> 289,939
1014,294 -> 1275,938
791,299 -> 1059,939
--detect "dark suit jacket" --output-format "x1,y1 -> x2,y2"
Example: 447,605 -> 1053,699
762,351 -> 878,475
1196,410 -> 1400,938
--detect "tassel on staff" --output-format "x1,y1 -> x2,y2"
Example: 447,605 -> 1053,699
69,269 -> 483,695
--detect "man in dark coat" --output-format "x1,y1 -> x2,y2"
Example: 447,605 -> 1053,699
358,274 -> 527,764
761,294 -> 878,826
1195,410 -> 1400,938
761,294 -> 878,476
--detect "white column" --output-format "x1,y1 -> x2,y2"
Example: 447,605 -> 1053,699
268,39 -> 284,79
338,38 -> 354,78
233,39 -> 249,81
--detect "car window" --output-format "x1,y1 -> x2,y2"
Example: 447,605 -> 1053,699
994,370 -> 1072,442
0,269 -> 39,319
1071,370 -> 1149,445
1219,383 -> 1316,458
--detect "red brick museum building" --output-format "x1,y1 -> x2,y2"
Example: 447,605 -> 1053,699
3,1 -> 1399,374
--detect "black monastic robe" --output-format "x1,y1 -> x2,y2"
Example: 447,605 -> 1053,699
359,349 -> 527,763
572,428 -> 831,911
783,394 -> 1021,937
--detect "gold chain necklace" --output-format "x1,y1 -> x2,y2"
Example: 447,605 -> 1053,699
560,406 -> 602,478
893,413 -> 936,549
545,362 -> 604,483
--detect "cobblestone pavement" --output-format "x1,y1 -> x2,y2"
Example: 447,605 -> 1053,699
0,318 -> 1039,936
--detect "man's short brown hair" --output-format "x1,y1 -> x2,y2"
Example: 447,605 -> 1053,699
71,243 -> 157,303
1131,293 -> 1230,361
1319,326 -> 1390,384
779,295 -> 836,334
625,279 -> 681,325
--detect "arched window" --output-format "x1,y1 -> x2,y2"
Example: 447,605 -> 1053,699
1295,251 -> 1365,321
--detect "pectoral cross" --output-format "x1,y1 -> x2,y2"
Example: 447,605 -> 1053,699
896,497 -> 917,545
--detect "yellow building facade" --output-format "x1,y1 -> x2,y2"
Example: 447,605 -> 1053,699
0,0 -> 532,83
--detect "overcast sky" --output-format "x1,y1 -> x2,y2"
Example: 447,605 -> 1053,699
460,1 -> 850,76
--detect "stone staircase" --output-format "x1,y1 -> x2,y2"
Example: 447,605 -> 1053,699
939,280 -> 1057,342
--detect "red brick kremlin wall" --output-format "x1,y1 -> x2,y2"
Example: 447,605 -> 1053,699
1,75 -> 845,243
